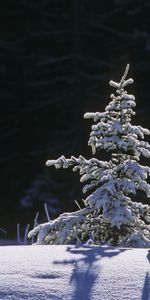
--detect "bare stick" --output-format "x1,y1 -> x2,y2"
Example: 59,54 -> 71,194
31,212 -> 39,244
17,223 -> 21,245
44,203 -> 50,222
0,227 -> 7,234
75,200 -> 81,210
24,224 -> 30,245
33,212 -> 39,228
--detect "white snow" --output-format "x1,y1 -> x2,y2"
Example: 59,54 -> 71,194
0,244 -> 149,300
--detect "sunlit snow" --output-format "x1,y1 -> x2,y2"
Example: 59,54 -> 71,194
0,245 -> 149,300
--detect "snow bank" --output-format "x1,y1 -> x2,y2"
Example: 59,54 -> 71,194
0,245 -> 149,300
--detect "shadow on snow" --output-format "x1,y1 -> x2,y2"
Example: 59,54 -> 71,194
53,245 -> 128,300
142,250 -> 150,300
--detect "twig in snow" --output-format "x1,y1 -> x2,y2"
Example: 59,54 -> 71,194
31,212 -> 39,244
75,200 -> 81,210
17,223 -> 21,245
24,224 -> 30,245
44,203 -> 50,222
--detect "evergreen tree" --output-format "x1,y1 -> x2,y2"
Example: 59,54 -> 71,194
28,65 -> 150,247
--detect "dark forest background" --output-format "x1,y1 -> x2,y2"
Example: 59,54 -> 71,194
0,0 -> 150,239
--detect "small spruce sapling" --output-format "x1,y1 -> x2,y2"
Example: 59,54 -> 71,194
28,65 -> 150,247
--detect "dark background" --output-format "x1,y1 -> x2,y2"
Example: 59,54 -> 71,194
0,0 -> 150,239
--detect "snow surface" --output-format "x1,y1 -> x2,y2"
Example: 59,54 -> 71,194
0,245 -> 149,300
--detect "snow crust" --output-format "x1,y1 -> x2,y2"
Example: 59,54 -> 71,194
0,245 -> 149,300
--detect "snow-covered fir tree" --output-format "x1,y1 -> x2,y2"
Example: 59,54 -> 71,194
28,64 -> 150,247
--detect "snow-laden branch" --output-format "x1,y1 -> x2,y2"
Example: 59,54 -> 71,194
84,112 -> 108,122
46,155 -> 114,193
28,207 -> 94,244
